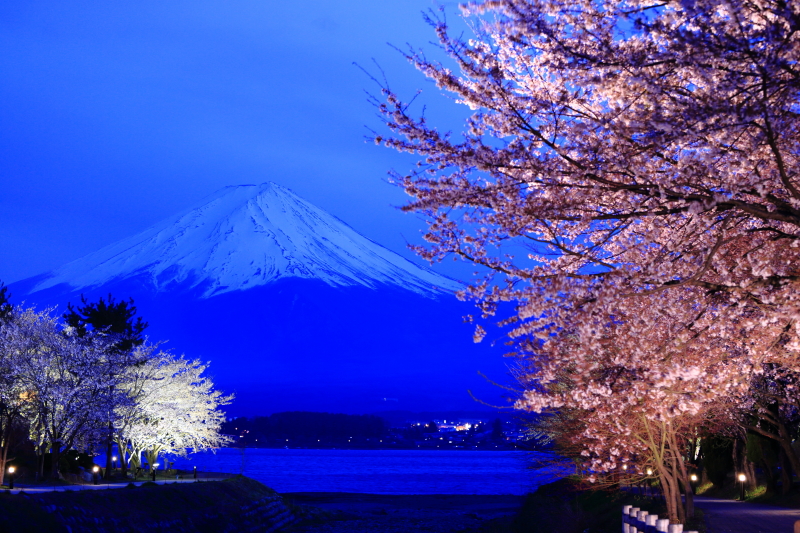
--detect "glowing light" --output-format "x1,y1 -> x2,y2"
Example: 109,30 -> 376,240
690,474 -> 698,482
738,473 -> 746,482
112,456 -> 118,461
622,464 -> 627,471
7,466 -> 15,474
646,468 -> 653,476
92,466 -> 100,473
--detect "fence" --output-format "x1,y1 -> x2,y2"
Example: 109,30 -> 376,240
622,505 -> 698,533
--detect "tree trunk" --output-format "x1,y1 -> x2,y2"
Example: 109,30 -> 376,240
0,417 -> 12,487
0,428 -> 9,487
51,441 -> 62,479
37,448 -> 45,480
104,421 -> 113,480
115,437 -> 128,478
732,437 -> 742,478
780,447 -> 792,495
145,448 -> 159,470
745,459 -> 757,491
658,468 -> 681,524
677,454 -> 695,520
762,457 -> 778,494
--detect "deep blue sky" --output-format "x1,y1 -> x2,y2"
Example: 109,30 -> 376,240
0,0 -> 473,285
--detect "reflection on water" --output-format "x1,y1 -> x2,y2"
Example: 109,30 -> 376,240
171,448 -> 561,495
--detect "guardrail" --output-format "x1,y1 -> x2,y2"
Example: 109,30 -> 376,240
622,505 -> 698,533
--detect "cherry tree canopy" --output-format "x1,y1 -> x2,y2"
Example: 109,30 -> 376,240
378,0 -> 800,346
378,0 -> 799,518
118,352 -> 232,468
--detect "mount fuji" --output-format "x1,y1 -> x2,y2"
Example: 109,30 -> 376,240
28,183 -> 461,298
12,183 -> 510,415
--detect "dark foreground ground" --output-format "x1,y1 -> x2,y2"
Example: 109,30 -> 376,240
283,492 -> 524,533
0,476 -> 660,533
282,479 -> 665,533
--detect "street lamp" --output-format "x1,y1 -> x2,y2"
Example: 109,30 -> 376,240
92,465 -> 100,485
7,466 -> 15,490
111,456 -> 118,472
152,463 -> 159,482
738,473 -> 746,500
193,465 -> 197,481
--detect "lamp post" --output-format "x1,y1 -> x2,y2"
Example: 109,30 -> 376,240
193,465 -> 197,481
7,466 -> 15,490
152,463 -> 159,482
690,473 -> 698,492
738,473 -> 746,500
111,455 -> 118,473
92,465 -> 100,485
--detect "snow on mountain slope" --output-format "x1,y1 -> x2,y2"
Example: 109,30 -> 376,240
31,183 -> 460,298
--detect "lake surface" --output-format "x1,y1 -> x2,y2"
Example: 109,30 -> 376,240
170,448 -> 561,495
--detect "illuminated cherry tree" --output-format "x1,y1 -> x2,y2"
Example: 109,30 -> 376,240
117,351 -> 232,470
376,0 -> 799,519
2,308 -> 122,478
518,288 -> 793,521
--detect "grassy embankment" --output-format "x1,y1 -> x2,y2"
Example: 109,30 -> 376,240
0,476 -> 297,533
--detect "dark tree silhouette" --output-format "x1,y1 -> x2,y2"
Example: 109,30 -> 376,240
0,282 -> 12,324
64,294 -> 147,352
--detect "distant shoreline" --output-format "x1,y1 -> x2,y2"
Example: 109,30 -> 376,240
219,444 -> 531,452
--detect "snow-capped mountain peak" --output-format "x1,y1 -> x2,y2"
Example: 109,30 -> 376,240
31,182 -> 460,298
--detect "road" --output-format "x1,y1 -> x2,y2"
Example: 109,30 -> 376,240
3,473 -> 231,494
696,496 -> 800,533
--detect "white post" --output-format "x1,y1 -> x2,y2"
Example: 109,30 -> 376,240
656,518 -> 670,532
667,525 -> 683,533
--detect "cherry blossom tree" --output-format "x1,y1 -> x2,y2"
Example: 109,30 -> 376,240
4,308 -> 123,478
377,0 -> 800,341
116,351 -> 232,472
0,297 -> 21,486
376,0 -> 799,518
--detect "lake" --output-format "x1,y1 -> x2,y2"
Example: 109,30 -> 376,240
170,448 -> 562,495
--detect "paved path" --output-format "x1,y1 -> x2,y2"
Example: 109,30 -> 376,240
695,496 -> 800,533
3,473 -> 231,494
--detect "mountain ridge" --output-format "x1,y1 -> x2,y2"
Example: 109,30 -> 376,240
27,182 -> 460,299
